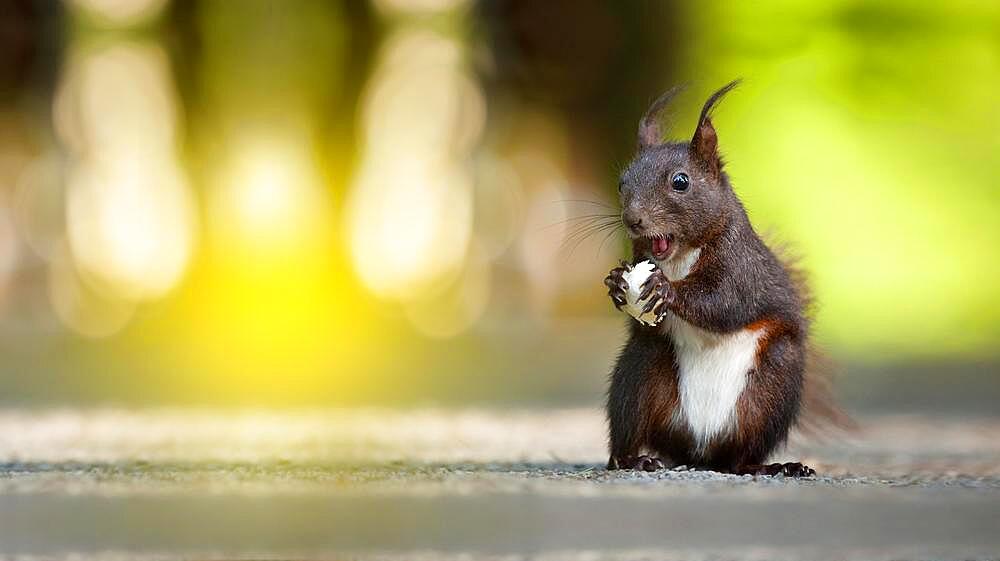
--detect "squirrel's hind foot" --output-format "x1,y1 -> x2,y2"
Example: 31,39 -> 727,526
738,462 -> 816,478
607,454 -> 667,472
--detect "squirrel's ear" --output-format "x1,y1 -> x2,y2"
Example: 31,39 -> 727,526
638,84 -> 686,149
690,79 -> 740,175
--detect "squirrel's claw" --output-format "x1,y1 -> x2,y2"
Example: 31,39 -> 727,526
641,293 -> 659,314
639,270 -> 675,314
638,271 -> 664,301
608,290 -> 625,310
605,266 -> 629,311
655,306 -> 669,324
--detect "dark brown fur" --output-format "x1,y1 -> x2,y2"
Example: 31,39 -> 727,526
604,80 -> 847,476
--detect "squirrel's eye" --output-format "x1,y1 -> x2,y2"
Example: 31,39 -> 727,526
671,172 -> 690,192
617,180 -> 625,193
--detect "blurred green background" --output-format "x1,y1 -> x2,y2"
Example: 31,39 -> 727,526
0,0 -> 996,409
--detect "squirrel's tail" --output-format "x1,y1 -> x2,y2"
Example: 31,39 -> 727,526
767,232 -> 857,436
798,343 -> 858,437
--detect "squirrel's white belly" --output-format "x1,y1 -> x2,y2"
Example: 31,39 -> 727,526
661,314 -> 763,456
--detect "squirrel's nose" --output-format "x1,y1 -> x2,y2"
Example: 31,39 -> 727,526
623,210 -> 645,233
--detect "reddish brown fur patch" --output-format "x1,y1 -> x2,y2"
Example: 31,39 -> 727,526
746,317 -> 794,366
734,318 -> 798,458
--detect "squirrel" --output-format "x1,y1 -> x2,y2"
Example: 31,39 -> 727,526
603,80 -> 847,477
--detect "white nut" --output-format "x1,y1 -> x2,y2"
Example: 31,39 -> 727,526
620,260 -> 661,326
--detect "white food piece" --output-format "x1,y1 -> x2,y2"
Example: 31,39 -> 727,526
620,260 -> 662,326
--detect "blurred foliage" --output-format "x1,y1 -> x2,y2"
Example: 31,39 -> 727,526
676,0 -> 999,357
0,0 -> 995,405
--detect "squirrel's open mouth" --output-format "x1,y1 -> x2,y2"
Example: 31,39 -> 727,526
651,234 -> 674,260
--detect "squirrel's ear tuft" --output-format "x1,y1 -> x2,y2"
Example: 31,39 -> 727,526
690,79 -> 740,175
637,84 -> 686,149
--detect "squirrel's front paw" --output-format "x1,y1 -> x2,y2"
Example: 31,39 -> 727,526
638,269 -> 676,324
603,261 -> 631,310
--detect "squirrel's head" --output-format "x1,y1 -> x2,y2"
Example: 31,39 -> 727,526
618,80 -> 740,261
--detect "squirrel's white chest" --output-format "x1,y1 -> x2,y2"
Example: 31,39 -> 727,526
661,314 -> 763,455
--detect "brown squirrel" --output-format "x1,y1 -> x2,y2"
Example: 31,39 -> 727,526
604,80 -> 845,476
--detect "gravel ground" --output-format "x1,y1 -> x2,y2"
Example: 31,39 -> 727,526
0,408 -> 998,560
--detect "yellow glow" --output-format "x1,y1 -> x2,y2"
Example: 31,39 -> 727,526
174,4 -> 365,399
211,135 -> 328,256
242,163 -> 293,229
185,129 -> 365,396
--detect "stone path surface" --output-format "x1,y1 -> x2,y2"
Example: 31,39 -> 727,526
0,408 -> 997,560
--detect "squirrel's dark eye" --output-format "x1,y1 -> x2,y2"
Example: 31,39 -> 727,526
617,180 -> 625,193
671,172 -> 690,192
